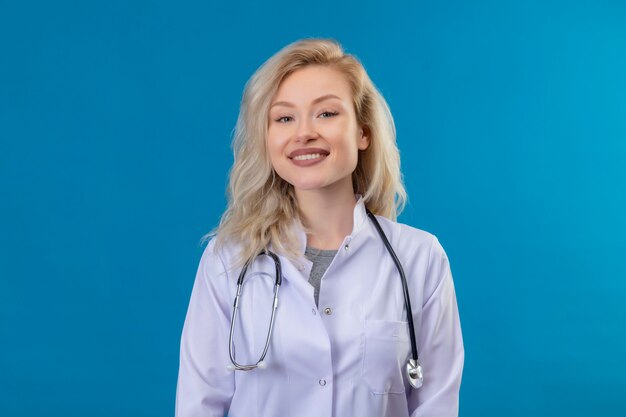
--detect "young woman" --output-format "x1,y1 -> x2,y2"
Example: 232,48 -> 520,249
176,38 -> 464,417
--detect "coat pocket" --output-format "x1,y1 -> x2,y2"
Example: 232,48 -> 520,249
361,319 -> 409,395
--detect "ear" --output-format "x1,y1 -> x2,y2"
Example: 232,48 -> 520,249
358,126 -> 370,151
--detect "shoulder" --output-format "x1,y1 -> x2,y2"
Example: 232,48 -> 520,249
371,214 -> 443,256
197,236 -> 243,282
369,215 -> 453,302
369,215 -> 450,279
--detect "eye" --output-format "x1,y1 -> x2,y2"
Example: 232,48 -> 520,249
274,115 -> 293,123
319,111 -> 339,119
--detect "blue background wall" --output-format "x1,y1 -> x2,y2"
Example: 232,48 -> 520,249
1,0 -> 625,416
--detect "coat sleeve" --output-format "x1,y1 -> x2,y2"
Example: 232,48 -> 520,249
408,235 -> 465,417
175,240 -> 235,417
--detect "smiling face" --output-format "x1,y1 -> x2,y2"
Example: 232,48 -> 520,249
266,65 -> 369,199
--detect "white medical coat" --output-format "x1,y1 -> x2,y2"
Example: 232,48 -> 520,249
176,196 -> 464,417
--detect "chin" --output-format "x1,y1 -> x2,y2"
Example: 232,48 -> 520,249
292,183 -> 326,191
278,174 -> 322,189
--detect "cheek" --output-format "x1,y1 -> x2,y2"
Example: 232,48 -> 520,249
266,139 -> 291,178
266,131 -> 284,161
328,126 -> 360,158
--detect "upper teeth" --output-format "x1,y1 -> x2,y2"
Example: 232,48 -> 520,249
293,153 -> 324,161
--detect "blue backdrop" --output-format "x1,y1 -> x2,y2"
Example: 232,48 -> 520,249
1,0 -> 625,416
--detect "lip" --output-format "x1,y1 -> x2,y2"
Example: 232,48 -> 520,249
288,147 -> 330,159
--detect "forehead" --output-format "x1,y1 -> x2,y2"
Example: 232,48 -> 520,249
272,65 -> 352,103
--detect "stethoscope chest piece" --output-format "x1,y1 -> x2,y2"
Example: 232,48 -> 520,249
406,358 -> 424,389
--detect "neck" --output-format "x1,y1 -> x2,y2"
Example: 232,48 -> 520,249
295,183 -> 357,250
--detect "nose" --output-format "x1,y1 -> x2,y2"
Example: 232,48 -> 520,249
295,117 -> 319,143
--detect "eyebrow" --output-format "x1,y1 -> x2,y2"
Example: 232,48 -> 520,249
270,94 -> 343,109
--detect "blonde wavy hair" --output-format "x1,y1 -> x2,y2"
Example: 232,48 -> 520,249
203,38 -> 407,268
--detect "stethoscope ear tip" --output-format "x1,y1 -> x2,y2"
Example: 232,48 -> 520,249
226,364 -> 236,371
257,360 -> 267,369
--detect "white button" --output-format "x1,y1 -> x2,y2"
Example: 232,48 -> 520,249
319,379 -> 327,386
324,307 -> 332,315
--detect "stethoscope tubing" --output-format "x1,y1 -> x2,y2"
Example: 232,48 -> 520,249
365,208 -> 419,363
228,251 -> 282,371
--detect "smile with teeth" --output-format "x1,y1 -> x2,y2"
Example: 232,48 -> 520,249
292,153 -> 326,161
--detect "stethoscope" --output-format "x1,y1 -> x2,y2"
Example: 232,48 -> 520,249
227,208 -> 424,389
